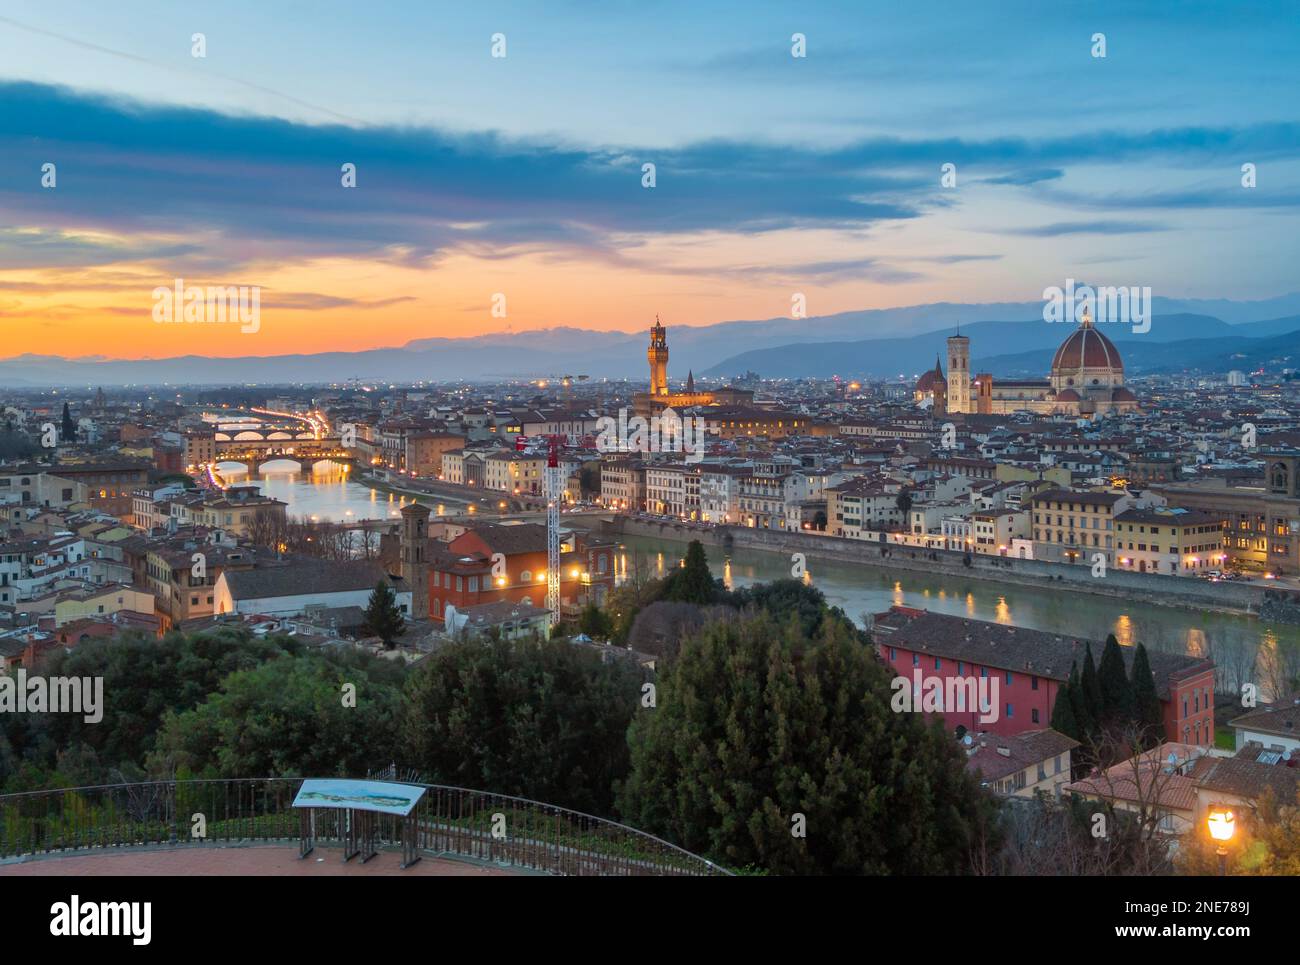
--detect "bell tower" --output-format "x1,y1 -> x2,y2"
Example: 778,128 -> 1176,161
400,501 -> 431,620
947,331 -> 971,414
648,316 -> 669,397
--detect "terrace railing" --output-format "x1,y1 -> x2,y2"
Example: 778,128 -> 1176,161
0,778 -> 730,876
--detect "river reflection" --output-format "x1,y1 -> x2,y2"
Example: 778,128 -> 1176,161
216,461 -> 467,523
615,534 -> 1300,697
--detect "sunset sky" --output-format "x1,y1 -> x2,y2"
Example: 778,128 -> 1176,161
1,1 -> 1297,359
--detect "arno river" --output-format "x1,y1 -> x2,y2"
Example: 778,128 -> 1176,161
613,534 -> 1300,695
213,467 -> 1298,696
216,461 -> 471,522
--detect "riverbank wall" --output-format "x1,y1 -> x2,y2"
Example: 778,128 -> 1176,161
603,517 -> 1272,619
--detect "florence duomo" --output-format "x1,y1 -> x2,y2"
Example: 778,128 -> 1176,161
914,307 -> 1139,418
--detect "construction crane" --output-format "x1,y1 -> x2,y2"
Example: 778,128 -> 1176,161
518,432 -> 567,631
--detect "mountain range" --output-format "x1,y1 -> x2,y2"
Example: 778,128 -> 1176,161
3,294 -> 1299,387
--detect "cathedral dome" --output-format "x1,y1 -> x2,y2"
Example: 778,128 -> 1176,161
1051,319 -> 1123,373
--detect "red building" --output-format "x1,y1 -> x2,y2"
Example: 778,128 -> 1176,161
871,607 -> 1216,746
426,523 -> 615,625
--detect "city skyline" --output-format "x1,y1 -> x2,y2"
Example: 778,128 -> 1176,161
2,1 -> 1298,359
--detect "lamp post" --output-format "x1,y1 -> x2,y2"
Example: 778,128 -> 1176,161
1207,805 -> 1235,876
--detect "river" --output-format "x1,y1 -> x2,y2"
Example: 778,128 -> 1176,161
215,461 -> 471,523
613,533 -> 1300,697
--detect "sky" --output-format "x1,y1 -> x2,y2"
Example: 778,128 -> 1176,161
0,0 -> 1298,359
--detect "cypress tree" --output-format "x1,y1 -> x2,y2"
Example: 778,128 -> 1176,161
363,579 -> 406,649
1130,642 -> 1164,745
665,540 -> 718,605
1080,644 -> 1103,732
1098,633 -> 1134,723
1050,676 -> 1079,740
1067,662 -> 1095,738
60,402 -> 76,442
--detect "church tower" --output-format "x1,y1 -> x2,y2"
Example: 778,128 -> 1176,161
648,316 -> 669,397
400,501 -> 431,620
946,332 -> 971,414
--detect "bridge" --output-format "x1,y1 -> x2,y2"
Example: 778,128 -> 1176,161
214,437 -> 354,474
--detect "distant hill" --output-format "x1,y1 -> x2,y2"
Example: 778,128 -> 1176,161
701,314 -> 1239,380
977,329 -> 1300,377
2,295 -> 1297,386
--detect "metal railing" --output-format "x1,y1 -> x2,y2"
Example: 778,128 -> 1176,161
0,779 -> 729,876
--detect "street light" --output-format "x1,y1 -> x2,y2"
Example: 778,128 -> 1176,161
1207,805 -> 1235,876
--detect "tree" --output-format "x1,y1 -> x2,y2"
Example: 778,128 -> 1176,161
1050,676 -> 1079,741
728,578 -> 847,639
662,540 -> 720,605
1098,633 -> 1134,725
363,579 -> 406,649
400,636 -> 643,816
577,602 -> 613,640
1067,663 -> 1096,746
1080,644 -> 1104,733
895,488 -> 913,517
617,610 -> 998,874
1130,643 -> 1164,746
149,652 -> 403,778
60,402 -> 76,442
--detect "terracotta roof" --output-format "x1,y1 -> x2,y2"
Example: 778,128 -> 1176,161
1189,754 -> 1300,802
1229,696 -> 1300,739
967,728 -> 1080,782
1051,323 -> 1124,372
1066,744 -> 1204,813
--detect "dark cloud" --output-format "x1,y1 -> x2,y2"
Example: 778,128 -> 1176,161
1,81 -> 1297,278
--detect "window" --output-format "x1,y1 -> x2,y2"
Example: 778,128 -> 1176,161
911,653 -> 919,667
934,657 -> 941,670
1031,677 -> 1038,691
1005,671 -> 1013,686
1006,703 -> 1013,718
1031,708 -> 1040,724
521,570 -> 531,583
888,647 -> 896,661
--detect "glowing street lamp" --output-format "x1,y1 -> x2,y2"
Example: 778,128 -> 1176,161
1207,805 -> 1235,875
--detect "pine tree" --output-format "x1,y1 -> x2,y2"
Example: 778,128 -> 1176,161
1050,676 -> 1079,740
618,611 -> 997,874
1130,642 -> 1164,746
1098,633 -> 1134,723
364,579 -> 406,649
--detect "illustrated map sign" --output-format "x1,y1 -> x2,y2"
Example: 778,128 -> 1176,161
292,779 -> 426,817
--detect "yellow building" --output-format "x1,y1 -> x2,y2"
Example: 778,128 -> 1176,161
54,584 -> 156,627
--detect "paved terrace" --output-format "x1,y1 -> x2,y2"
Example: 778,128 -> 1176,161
0,844 -> 518,876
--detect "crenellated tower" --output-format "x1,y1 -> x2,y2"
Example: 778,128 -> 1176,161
648,315 -> 669,396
